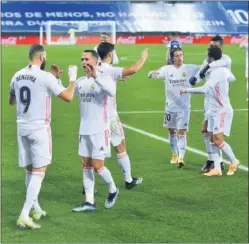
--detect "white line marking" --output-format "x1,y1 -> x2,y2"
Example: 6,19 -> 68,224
122,123 -> 248,172
119,109 -> 248,114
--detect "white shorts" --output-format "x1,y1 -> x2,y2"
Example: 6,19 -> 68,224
78,130 -> 109,160
207,111 -> 233,137
18,127 -> 52,168
163,110 -> 190,130
110,116 -> 125,147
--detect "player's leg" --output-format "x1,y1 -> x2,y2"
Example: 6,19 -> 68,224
164,111 -> 178,164
73,134 -> 96,212
168,128 -> 178,164
17,130 -> 51,229
214,112 -> 240,176
177,129 -> 187,168
73,154 -> 96,212
175,110 -> 190,168
111,117 -> 143,189
92,131 -> 119,208
200,119 -> 215,172
203,132 -> 222,177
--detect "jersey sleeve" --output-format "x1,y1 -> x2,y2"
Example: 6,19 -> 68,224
9,76 -> 15,96
46,73 -> 66,96
74,78 -> 82,97
110,67 -> 124,81
95,74 -> 116,97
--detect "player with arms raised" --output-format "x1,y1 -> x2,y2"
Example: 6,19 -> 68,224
96,42 -> 147,189
9,44 -> 77,229
148,48 -> 199,168
181,46 -> 239,176
72,50 -> 119,212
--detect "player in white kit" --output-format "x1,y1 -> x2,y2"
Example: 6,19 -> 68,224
148,48 -> 200,168
96,42 -> 147,188
72,50 -> 119,212
181,46 -> 240,177
94,32 -> 119,65
239,35 -> 248,101
9,44 -> 78,229
189,35 -> 233,173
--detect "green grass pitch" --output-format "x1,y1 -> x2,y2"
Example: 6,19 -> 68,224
1,44 -> 248,243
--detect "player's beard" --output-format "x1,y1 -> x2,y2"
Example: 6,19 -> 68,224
40,58 -> 46,70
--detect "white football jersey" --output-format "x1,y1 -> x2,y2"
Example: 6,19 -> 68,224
206,67 -> 233,114
97,62 -> 123,120
94,45 -> 119,65
198,54 -> 232,113
10,65 -> 66,135
154,64 -> 200,112
75,73 -> 115,135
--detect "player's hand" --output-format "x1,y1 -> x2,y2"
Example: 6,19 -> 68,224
148,71 -> 159,79
180,88 -> 187,95
51,64 -> 63,79
86,63 -> 97,79
199,64 -> 210,79
68,65 -> 78,82
141,48 -> 149,60
189,76 -> 197,86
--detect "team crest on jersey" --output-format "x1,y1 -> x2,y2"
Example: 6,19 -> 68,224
182,72 -> 186,77
90,84 -> 95,89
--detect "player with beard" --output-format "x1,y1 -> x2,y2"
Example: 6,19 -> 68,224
9,44 -> 78,229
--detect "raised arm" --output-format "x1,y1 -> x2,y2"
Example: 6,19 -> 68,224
58,66 -> 78,102
121,48 -> 148,76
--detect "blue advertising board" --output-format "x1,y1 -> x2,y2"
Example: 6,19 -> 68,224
1,1 -> 248,34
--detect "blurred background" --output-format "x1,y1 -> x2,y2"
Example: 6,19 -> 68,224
1,1 -> 248,45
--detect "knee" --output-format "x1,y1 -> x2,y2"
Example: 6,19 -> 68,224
169,129 -> 176,136
115,141 -> 126,154
178,130 -> 186,136
213,137 -> 223,147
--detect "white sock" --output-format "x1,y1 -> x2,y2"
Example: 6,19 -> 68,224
20,172 -> 45,219
219,142 -> 237,163
169,134 -> 178,155
211,143 -> 221,170
117,152 -> 133,183
83,167 -> 95,204
97,167 -> 117,193
203,133 -> 213,161
25,171 -> 42,212
178,134 -> 187,159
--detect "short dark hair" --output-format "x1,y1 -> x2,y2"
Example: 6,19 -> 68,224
29,44 -> 44,60
210,35 -> 224,45
97,42 -> 114,60
101,32 -> 108,36
83,50 -> 98,60
170,47 -> 183,59
207,46 -> 222,61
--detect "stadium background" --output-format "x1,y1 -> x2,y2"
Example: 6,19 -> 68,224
1,1 -> 248,243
